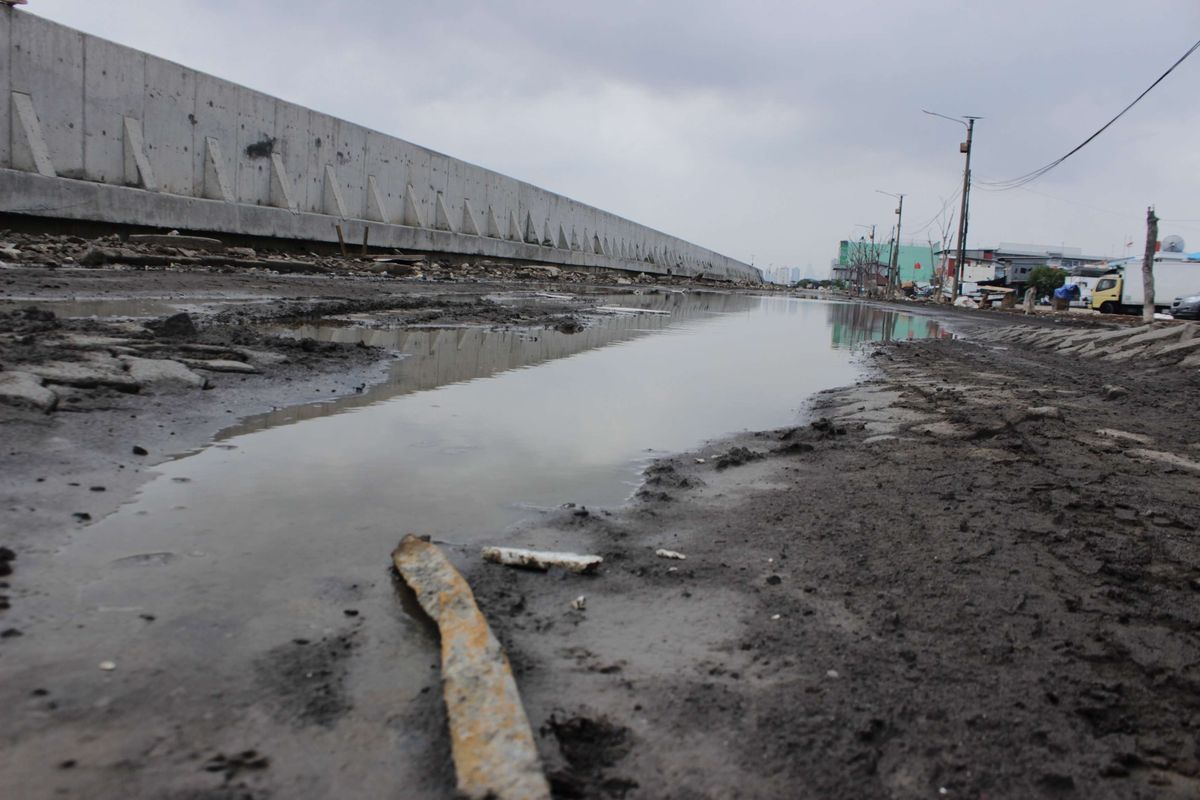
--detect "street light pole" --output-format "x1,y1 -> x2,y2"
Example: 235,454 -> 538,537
953,118 -> 976,301
875,190 -> 905,297
924,111 -> 981,302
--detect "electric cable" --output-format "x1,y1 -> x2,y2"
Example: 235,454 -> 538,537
979,35 -> 1200,191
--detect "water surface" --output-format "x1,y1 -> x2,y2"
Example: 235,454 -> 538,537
10,296 -> 945,793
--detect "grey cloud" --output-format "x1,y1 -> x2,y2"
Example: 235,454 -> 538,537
27,0 -> 1200,272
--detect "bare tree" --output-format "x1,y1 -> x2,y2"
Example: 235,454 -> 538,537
929,199 -> 956,300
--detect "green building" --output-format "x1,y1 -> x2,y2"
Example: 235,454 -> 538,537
836,240 -> 937,285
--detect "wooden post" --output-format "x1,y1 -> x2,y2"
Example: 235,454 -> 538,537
1142,206 -> 1158,323
334,223 -> 348,257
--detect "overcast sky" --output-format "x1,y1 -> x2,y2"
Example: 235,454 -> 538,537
27,1 -> 1200,276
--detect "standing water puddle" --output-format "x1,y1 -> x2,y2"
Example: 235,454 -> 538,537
14,296 -> 946,794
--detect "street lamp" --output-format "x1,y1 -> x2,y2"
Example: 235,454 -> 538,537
923,110 -> 982,301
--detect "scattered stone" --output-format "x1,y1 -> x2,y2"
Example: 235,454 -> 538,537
715,447 -> 765,470
128,233 -> 224,251
1126,448 -> 1200,473
178,358 -> 261,374
863,434 -> 899,445
202,749 -> 271,779
146,312 -> 197,339
1101,384 -> 1128,400
1025,406 -> 1061,420
119,356 -> 208,388
0,371 -> 58,412
27,361 -> 140,392
98,661 -> 116,671
60,333 -> 135,349
810,418 -> 846,437
1095,428 -> 1153,446
766,575 -> 782,585
237,348 -> 289,367
570,595 -> 587,611
132,445 -> 149,456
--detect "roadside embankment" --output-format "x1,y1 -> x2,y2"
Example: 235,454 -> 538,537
468,314 -> 1200,799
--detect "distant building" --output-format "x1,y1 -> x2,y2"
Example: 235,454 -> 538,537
936,243 -> 1110,290
836,240 -> 938,285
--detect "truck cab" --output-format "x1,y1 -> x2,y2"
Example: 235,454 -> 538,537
1091,274 -> 1122,314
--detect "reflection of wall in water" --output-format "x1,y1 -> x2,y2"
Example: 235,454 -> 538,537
226,291 -> 759,437
827,303 -> 942,348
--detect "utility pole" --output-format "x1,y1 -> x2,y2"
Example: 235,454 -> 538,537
953,118 -> 976,301
1142,206 -> 1158,323
924,111 -> 981,302
892,195 -> 904,295
876,190 -> 905,297
868,225 -> 875,297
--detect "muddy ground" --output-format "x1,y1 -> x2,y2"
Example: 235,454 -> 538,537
469,309 -> 1200,800
3,234 -> 1198,799
0,233 -> 775,799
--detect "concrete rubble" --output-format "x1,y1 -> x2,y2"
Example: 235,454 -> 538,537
481,546 -> 603,575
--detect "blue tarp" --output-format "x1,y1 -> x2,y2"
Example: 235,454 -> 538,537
1053,284 -> 1081,301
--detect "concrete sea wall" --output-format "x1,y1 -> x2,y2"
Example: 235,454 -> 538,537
0,8 -> 759,282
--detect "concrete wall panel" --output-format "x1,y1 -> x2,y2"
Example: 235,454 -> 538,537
364,130 -> 406,223
272,99 -> 309,211
235,87 -> 275,205
191,73 -> 238,199
82,35 -> 144,185
404,146 -> 434,226
0,9 -> 12,169
11,11 -> 84,177
303,110 -> 337,214
143,55 -> 195,195
331,120 -> 367,219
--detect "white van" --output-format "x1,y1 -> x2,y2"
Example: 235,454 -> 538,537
1064,275 -> 1098,308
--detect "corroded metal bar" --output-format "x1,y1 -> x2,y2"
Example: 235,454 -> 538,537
392,534 -> 550,800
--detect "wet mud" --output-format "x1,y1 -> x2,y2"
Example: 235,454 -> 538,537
8,229 -> 1197,799
469,312 -> 1200,799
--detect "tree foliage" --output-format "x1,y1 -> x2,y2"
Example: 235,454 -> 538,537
1027,265 -> 1067,298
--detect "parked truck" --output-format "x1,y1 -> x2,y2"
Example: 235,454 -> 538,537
1091,253 -> 1200,315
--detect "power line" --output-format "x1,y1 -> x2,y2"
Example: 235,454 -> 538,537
906,185 -> 962,236
975,180 -> 1200,231
978,35 -> 1200,191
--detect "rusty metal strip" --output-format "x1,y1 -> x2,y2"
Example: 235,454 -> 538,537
392,535 -> 550,800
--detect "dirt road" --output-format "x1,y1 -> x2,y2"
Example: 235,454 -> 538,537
3,243 -> 1198,800
470,309 -> 1200,799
